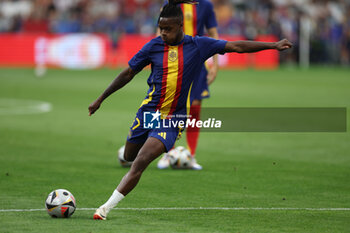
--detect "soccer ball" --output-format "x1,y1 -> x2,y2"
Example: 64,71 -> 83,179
118,145 -> 132,167
45,189 -> 76,218
169,146 -> 193,169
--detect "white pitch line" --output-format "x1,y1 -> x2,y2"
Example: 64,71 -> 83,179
1,207 -> 350,212
0,98 -> 52,115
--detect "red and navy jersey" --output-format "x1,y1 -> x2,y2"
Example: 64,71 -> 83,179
128,35 -> 226,119
181,0 -> 217,36
164,0 -> 218,37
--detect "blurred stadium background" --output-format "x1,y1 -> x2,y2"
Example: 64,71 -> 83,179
0,0 -> 349,69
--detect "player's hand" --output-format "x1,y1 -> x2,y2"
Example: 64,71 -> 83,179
88,100 -> 101,116
275,39 -> 293,51
207,65 -> 218,86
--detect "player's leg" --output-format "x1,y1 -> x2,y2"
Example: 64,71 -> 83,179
186,99 -> 203,170
94,137 -> 166,220
118,115 -> 145,167
117,137 -> 165,194
185,65 -> 209,170
122,140 -> 144,162
186,99 -> 201,156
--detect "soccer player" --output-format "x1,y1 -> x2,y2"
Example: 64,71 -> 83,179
89,0 -> 292,220
157,0 -> 219,170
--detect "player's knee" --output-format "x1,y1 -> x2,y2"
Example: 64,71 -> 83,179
131,151 -> 153,171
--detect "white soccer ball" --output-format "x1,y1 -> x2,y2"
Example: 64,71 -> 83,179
118,145 -> 132,167
45,189 -> 76,218
169,146 -> 193,169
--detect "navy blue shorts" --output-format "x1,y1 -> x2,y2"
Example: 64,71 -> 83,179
127,110 -> 183,152
190,64 -> 210,103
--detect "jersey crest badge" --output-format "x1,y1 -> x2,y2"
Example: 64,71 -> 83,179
185,12 -> 193,20
168,49 -> 178,62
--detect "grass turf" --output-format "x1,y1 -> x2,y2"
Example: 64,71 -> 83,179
0,67 -> 349,232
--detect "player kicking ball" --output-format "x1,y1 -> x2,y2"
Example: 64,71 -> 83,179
89,0 -> 292,220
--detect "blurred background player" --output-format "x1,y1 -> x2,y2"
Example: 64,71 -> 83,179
157,0 -> 219,170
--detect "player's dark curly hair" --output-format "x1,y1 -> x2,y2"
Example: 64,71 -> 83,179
159,0 -> 197,23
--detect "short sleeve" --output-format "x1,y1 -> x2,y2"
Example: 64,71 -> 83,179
128,42 -> 152,72
204,1 -> 218,30
195,36 -> 227,62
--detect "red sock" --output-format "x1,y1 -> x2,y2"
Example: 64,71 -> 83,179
186,104 -> 201,156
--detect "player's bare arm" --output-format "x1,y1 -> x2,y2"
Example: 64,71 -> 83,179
89,67 -> 138,116
207,27 -> 219,85
225,39 -> 293,53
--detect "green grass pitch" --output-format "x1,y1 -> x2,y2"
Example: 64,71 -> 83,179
0,67 -> 349,232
